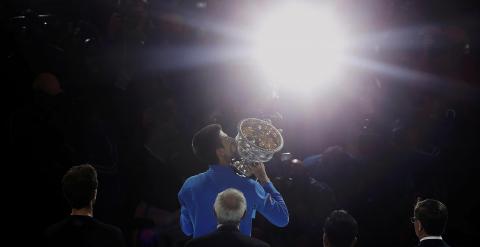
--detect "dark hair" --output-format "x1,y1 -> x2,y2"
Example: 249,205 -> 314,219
192,124 -> 223,164
414,199 -> 448,236
62,164 -> 98,209
324,210 -> 359,247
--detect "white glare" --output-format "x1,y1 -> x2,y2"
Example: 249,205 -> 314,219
252,3 -> 348,89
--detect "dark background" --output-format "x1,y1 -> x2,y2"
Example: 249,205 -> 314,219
4,0 -> 480,246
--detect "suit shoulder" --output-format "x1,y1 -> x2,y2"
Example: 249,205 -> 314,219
227,231 -> 270,247
94,219 -> 123,235
184,235 -> 208,247
241,235 -> 270,247
93,220 -> 126,246
185,232 -> 270,247
44,218 -> 69,237
418,240 -> 450,247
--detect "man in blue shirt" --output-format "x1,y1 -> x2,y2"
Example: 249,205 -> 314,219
178,124 -> 289,238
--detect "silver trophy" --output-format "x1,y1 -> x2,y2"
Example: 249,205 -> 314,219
231,118 -> 284,177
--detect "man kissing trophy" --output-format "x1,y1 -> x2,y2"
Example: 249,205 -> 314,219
231,118 -> 284,177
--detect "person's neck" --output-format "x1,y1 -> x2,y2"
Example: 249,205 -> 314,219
217,222 -> 240,229
217,158 -> 230,166
71,207 -> 93,217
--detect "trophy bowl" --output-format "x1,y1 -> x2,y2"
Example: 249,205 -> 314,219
232,118 -> 284,176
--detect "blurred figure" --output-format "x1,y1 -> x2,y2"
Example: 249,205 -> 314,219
323,210 -> 359,247
185,188 -> 270,247
303,145 -> 364,209
9,72 -> 81,244
273,158 -> 336,247
29,72 -> 77,167
121,78 -> 184,246
411,199 -> 450,247
45,164 -> 126,247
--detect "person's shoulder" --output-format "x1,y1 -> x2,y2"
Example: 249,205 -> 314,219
418,239 -> 450,247
241,234 -> 270,247
90,219 -> 123,239
44,218 -> 70,237
184,233 -> 212,247
439,240 -> 450,247
93,219 -> 123,234
179,172 -> 211,200
230,232 -> 270,247
235,177 -> 265,196
186,231 -> 270,247
183,171 -> 209,185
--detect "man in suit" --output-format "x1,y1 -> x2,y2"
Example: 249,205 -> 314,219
411,199 -> 450,247
185,188 -> 270,247
45,164 -> 126,247
323,210 -> 359,247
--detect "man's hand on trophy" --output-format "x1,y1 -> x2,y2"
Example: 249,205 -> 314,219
249,162 -> 271,185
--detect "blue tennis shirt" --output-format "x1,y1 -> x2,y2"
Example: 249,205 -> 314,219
178,165 -> 289,238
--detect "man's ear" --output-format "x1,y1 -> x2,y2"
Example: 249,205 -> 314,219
417,220 -> 424,233
91,189 -> 97,206
216,148 -> 225,158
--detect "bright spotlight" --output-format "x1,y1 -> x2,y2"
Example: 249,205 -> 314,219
251,3 -> 349,89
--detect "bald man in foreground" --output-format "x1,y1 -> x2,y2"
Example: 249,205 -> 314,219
185,188 -> 270,247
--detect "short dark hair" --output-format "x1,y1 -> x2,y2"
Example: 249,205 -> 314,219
62,164 -> 98,209
192,124 -> 223,164
324,210 -> 359,247
414,199 -> 448,236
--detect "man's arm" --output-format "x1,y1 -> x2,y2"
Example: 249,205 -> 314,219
250,163 -> 289,227
178,184 -> 194,236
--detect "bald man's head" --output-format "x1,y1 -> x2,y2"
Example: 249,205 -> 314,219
214,188 -> 247,225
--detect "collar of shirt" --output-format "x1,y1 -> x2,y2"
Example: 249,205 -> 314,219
217,224 -> 240,231
420,236 -> 443,242
209,164 -> 233,173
